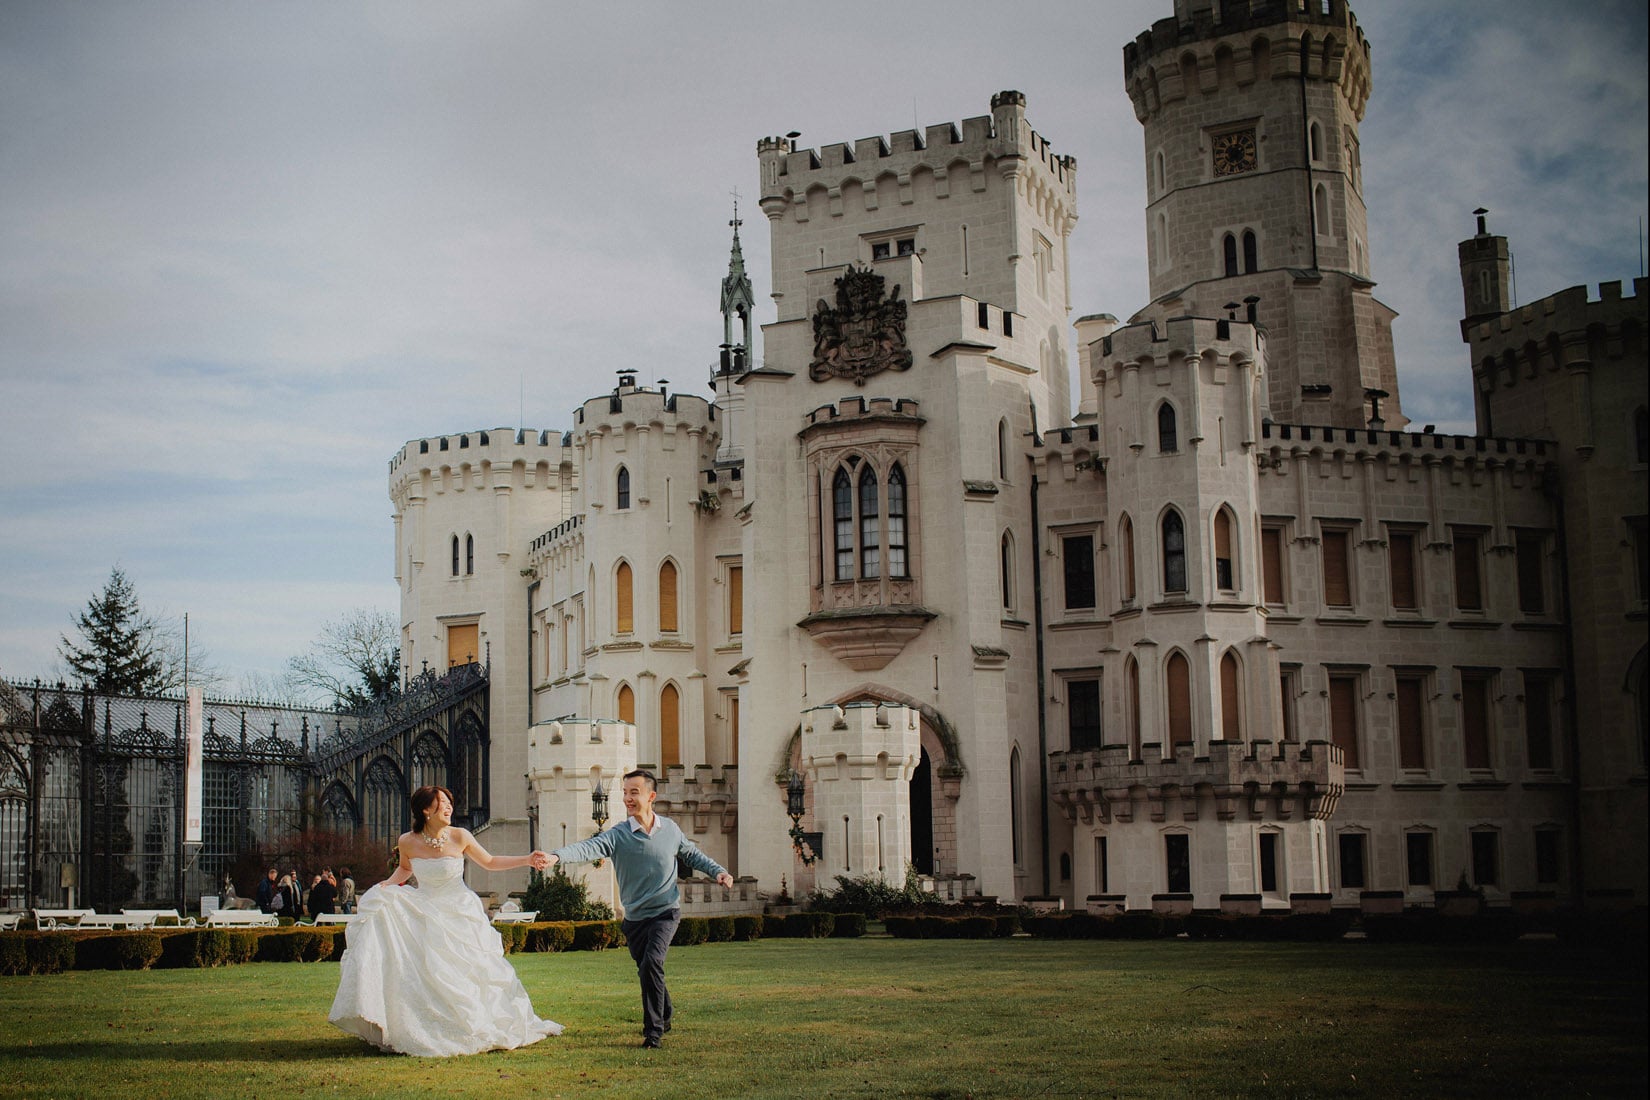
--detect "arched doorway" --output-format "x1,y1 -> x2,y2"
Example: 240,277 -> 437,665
911,747 -> 933,874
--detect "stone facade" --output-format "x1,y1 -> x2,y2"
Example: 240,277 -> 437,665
389,0 -> 1648,914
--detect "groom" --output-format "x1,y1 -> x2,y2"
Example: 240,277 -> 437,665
546,769 -> 733,1048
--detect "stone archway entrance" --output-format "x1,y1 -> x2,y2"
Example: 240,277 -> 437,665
911,747 -> 933,874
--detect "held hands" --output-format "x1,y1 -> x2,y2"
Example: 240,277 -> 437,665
527,851 -> 553,871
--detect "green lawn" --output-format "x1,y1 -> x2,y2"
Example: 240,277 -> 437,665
1,937 -> 1643,1099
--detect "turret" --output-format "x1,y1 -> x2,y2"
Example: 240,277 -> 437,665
1458,207 -> 1511,336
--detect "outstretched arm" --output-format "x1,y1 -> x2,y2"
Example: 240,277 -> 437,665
454,829 -> 551,872
679,839 -> 734,888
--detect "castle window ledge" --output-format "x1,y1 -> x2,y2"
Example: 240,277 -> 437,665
1263,611 -> 1303,624
1050,615 -> 1110,631
548,676 -> 572,689
1457,779 -> 1511,791
1343,780 -> 1379,792
1447,619 -> 1503,631
1146,598 -> 1200,614
601,641 -> 645,653
650,640 -> 696,653
1314,614 -> 1371,627
1206,599 -> 1255,612
1112,605 -> 1143,622
972,644 -> 1010,670
1000,617 -> 1030,631
796,605 -> 937,671
1520,778 -> 1569,790
1510,618 -> 1562,632
1382,617 -> 1439,629
713,643 -> 743,655
1390,780 -> 1446,791
962,479 -> 1000,499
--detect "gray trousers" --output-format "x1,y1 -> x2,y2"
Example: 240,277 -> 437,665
623,908 -> 680,1039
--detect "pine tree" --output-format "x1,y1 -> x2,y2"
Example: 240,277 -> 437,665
59,567 -> 168,695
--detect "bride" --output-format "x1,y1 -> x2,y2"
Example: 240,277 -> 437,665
329,784 -> 563,1056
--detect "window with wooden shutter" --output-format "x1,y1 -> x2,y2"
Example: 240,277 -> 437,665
1127,657 -> 1141,757
1219,651 -> 1241,740
1396,674 -> 1427,769
727,565 -> 743,636
446,623 -> 478,669
658,561 -> 679,633
617,684 -> 635,724
615,562 -> 634,634
1214,510 -> 1234,591
1162,511 -> 1186,594
1261,526 -> 1284,605
729,693 -> 740,765
1388,531 -> 1417,610
660,683 -> 681,768
1279,668 -> 1299,742
1167,653 -> 1193,745
1328,674 -> 1360,769
1461,672 -> 1492,769
1322,530 -> 1351,608
1453,532 -> 1483,611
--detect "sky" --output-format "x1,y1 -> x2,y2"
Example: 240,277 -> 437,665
2,0 -> 1645,693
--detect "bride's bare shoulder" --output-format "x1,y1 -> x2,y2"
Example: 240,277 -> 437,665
393,830 -> 416,850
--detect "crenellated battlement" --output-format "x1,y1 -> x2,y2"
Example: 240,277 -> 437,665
1257,420 -> 1554,476
801,395 -> 923,429
1124,0 -> 1371,121
757,90 -> 1075,218
528,514 -> 583,559
573,382 -> 716,434
389,427 -> 572,476
1096,315 -> 1260,370
1464,277 -> 1649,358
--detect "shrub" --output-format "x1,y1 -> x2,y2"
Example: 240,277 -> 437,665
732,914 -> 765,941
323,927 -> 347,960
226,930 -> 261,964
521,867 -> 616,922
492,922 -> 528,953
706,915 -> 736,943
830,913 -> 867,938
784,912 -> 835,938
527,922 -> 576,953
256,928 -> 334,962
570,921 -> 616,952
158,929 -> 234,969
808,868 -> 928,917
993,913 -> 1021,938
0,935 -> 28,976
76,932 -> 163,971
882,915 -> 919,938
672,917 -> 710,947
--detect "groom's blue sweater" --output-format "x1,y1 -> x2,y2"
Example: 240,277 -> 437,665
550,814 -> 726,922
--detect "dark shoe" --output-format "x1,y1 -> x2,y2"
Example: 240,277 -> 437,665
663,1021 -> 672,1033
641,1036 -> 661,1049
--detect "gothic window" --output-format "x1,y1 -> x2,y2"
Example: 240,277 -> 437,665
1009,747 -> 1024,866
1242,229 -> 1257,272
997,419 -> 1010,480
1156,212 -> 1170,269
1213,509 -> 1235,591
1314,184 -> 1330,238
617,683 -> 635,725
1155,149 -> 1167,194
1166,651 -> 1192,745
362,757 -> 406,855
658,561 -> 679,633
1062,533 -> 1095,610
1158,403 -> 1178,453
464,534 -> 474,575
1219,650 -> 1242,740
1635,406 -> 1649,465
833,468 -> 854,581
1000,531 -> 1016,611
1165,833 -> 1191,893
1337,832 -> 1366,890
1309,120 -> 1323,163
1162,510 -> 1187,594
660,683 -> 681,768
1119,514 -> 1137,603
1126,656 -> 1142,758
1068,678 -> 1101,752
451,535 -> 460,577
616,466 -> 631,510
1329,672 -> 1361,770
615,562 -> 634,634
1223,233 -> 1239,278
859,467 -> 881,579
411,734 -> 446,792
887,465 -> 909,578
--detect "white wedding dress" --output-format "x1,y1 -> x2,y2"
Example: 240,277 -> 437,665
329,856 -> 562,1056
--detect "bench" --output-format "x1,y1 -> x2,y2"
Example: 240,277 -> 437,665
1,913 -> 23,931
32,908 -> 94,930
206,910 -> 279,928
123,908 -> 197,928
78,912 -> 156,930
314,913 -> 357,924
491,910 -> 538,924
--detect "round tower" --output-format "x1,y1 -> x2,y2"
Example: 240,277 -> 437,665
1125,0 -> 1394,429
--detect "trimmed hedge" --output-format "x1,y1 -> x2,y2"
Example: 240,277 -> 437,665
672,917 -> 710,947
1362,910 -> 1525,944
829,913 -> 867,938
732,914 -> 765,941
158,928 -> 234,969
493,922 -> 529,954
526,922 -> 576,953
0,933 -> 77,975
256,928 -> 335,962
570,921 -> 620,952
706,915 -> 736,943
883,914 -> 1000,939
76,932 -> 164,971
783,912 -> 835,938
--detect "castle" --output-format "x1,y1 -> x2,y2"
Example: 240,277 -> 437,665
388,0 -> 1648,914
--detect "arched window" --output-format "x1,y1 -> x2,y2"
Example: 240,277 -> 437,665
411,734 -> 446,791
362,757 -> 406,855
1222,233 -> 1239,277
1156,211 -> 1170,268
1158,403 -> 1178,453
464,533 -> 474,575
1001,531 -> 1015,611
658,561 -> 679,633
1220,651 -> 1242,741
1163,510 -> 1187,594
617,683 -> 635,724
887,464 -> 909,578
1120,514 -> 1137,603
1635,406 -> 1649,465
832,468 -> 854,581
1009,746 -> 1024,866
1166,652 -> 1193,745
615,562 -> 634,634
1309,120 -> 1323,162
1155,149 -> 1167,194
1126,656 -> 1142,758
1214,508 -> 1235,590
1314,184 -> 1330,237
1242,229 -> 1258,273
451,535 -> 460,577
616,466 -> 631,510
998,420 -> 1010,480
660,683 -> 681,768
859,466 -> 881,579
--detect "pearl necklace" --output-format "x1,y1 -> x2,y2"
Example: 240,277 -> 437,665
421,828 -> 448,851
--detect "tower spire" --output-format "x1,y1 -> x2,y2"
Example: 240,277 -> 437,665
719,191 -> 755,375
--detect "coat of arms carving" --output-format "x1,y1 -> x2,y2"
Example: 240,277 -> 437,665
809,266 -> 913,385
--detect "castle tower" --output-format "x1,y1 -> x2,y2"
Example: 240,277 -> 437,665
1125,0 -> 1401,429
799,701 -> 923,884
1457,207 -> 1511,336
713,212 -> 754,464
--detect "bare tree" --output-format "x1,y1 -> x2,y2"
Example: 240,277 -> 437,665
287,608 -> 401,709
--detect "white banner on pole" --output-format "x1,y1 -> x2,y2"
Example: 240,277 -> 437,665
185,687 -> 204,845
